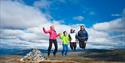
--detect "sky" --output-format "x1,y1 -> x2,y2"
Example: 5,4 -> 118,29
0,0 -> 125,49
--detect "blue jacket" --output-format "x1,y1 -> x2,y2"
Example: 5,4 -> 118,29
76,30 -> 88,41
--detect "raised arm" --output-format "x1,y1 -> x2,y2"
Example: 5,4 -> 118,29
60,33 -> 63,39
43,27 -> 50,33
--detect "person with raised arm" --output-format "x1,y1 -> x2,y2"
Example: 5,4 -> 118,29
43,25 -> 60,57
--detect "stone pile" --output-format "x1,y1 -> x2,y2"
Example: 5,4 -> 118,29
20,48 -> 46,63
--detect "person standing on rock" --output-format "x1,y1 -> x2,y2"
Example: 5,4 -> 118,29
43,25 -> 60,57
76,25 -> 88,50
60,31 -> 70,56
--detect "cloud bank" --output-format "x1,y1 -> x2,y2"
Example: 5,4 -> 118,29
0,0 -> 125,49
0,1 -> 47,29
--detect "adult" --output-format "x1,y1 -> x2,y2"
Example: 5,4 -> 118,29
76,25 -> 88,49
43,25 -> 60,56
69,29 -> 77,51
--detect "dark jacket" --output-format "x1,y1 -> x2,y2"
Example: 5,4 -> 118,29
76,29 -> 88,41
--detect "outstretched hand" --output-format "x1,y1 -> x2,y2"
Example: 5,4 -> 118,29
57,33 -> 61,37
58,33 -> 61,36
43,27 -> 45,29
43,27 -> 45,31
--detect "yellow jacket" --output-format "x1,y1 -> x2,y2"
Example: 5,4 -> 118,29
60,34 -> 69,44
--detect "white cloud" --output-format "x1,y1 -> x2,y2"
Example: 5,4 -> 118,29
89,11 -> 95,15
93,18 -> 125,32
93,9 -> 125,33
33,0 -> 51,9
0,0 -> 47,29
111,14 -> 121,17
0,0 -> 124,49
91,17 -> 125,49
73,16 -> 85,21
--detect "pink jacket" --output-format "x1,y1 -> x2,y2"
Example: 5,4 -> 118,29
43,28 -> 60,40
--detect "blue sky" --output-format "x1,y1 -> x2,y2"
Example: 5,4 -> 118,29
0,0 -> 125,49
22,0 -> 125,27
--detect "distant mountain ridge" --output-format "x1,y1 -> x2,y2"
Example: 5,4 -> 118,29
0,48 -> 125,56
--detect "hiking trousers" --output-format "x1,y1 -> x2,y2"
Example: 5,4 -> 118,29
79,40 -> 86,49
70,42 -> 77,50
62,44 -> 68,56
48,39 -> 58,56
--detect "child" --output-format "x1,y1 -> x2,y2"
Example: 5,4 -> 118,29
60,31 -> 70,56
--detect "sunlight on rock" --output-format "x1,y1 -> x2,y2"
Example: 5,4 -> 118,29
20,48 -> 46,63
